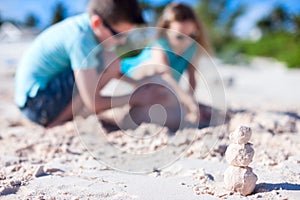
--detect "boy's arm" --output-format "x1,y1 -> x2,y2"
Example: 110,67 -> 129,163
73,51 -> 131,113
74,55 -> 158,113
74,67 -> 132,113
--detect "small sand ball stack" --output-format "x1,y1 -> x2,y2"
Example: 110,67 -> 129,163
224,126 -> 258,196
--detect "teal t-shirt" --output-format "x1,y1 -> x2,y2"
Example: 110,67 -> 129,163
120,38 -> 197,82
15,13 -> 102,107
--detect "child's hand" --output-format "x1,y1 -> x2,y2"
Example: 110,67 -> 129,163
182,97 -> 199,123
186,111 -> 198,123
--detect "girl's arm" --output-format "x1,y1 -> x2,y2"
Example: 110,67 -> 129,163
150,48 -> 198,120
188,63 -> 196,96
188,49 -> 202,96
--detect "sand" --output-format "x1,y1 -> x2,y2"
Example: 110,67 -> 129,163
0,40 -> 300,199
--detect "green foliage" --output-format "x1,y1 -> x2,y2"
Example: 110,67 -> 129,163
206,3 -> 300,68
118,49 -> 142,59
25,14 -> 38,27
139,0 -> 173,23
240,33 -> 300,68
0,12 -> 2,26
51,3 -> 66,25
257,5 -> 291,34
232,4 -> 300,68
292,14 -> 300,37
195,0 -> 245,54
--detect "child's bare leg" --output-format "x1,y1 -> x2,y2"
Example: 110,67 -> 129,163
197,103 -> 230,127
198,103 -> 212,122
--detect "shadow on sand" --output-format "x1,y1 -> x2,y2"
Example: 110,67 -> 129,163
100,102 -> 229,133
255,182 -> 300,193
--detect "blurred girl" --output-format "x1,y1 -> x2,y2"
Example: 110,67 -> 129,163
119,2 -> 212,128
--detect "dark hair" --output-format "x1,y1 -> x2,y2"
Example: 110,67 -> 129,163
88,0 -> 145,25
157,2 -> 211,54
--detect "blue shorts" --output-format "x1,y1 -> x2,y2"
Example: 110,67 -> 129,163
20,68 -> 76,127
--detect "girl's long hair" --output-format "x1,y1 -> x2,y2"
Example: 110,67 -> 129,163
157,2 -> 212,55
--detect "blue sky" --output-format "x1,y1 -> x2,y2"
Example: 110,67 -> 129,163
0,0 -> 299,38
0,0 -> 89,27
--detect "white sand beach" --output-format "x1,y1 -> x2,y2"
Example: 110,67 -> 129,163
0,40 -> 299,199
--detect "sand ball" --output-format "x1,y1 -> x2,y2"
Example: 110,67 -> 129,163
225,143 -> 254,167
230,126 -> 252,144
224,166 -> 257,195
